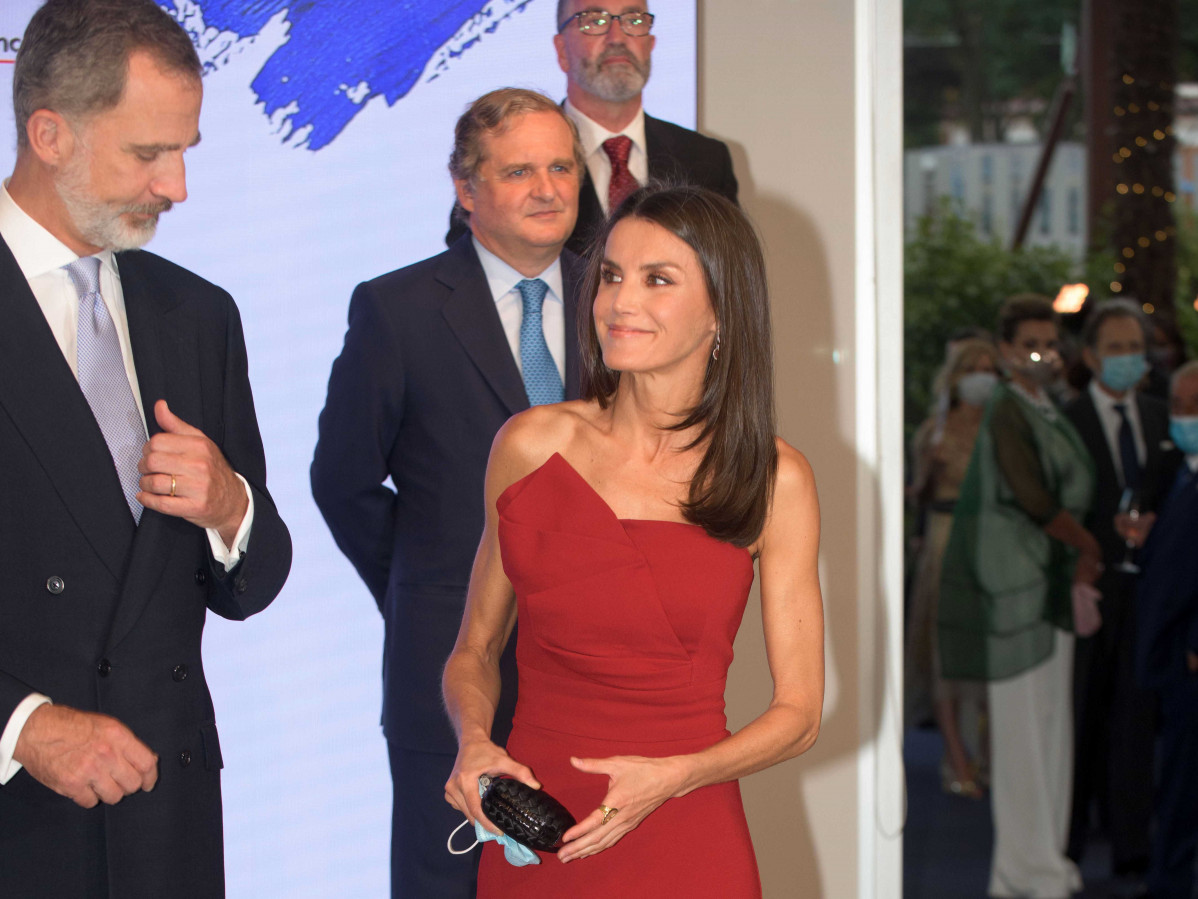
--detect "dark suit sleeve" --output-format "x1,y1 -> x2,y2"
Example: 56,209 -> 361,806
205,296 -> 292,621
713,139 -> 739,206
311,281 -> 404,609
0,675 -> 40,736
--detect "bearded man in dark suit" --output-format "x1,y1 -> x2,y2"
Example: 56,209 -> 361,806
312,88 -> 584,899
0,2 -> 292,896
447,1 -> 738,255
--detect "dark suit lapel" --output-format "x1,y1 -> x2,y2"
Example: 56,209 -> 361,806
571,171 -> 605,257
1137,392 -> 1174,507
438,238 -> 530,416
644,114 -> 671,174
644,114 -> 687,182
0,237 -> 135,579
1073,392 -> 1119,496
562,250 -> 584,400
104,252 -> 188,652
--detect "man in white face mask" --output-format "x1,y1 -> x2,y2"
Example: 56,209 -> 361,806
1062,299 -> 1176,882
1134,360 -> 1198,899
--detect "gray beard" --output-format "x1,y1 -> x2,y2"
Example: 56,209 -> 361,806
573,48 -> 651,104
55,155 -> 166,252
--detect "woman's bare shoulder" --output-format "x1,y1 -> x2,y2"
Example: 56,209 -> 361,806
773,436 -> 816,500
490,400 -> 602,485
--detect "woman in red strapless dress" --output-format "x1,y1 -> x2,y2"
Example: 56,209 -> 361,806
443,186 -> 825,898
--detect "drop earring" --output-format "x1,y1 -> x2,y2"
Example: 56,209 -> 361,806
711,329 -> 721,361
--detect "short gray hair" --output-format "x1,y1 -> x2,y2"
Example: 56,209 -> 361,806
14,0 -> 201,149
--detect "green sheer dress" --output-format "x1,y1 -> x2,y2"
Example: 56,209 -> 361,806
939,382 -> 1095,681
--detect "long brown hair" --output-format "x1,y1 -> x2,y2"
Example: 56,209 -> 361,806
579,185 -> 778,548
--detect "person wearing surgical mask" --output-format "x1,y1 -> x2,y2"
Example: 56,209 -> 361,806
1061,299 -> 1176,884
1134,360 -> 1198,899
940,294 -> 1101,899
906,338 -> 1000,800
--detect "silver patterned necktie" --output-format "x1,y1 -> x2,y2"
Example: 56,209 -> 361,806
517,278 -> 564,406
65,256 -> 146,522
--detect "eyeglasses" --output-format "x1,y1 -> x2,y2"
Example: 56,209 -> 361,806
557,10 -> 655,37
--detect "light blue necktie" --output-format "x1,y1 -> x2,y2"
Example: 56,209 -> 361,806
517,278 -> 564,406
66,256 -> 146,522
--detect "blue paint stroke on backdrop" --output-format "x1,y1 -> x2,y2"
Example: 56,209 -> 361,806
165,1 -> 532,150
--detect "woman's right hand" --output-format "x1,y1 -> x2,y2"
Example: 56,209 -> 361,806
444,739 -> 541,834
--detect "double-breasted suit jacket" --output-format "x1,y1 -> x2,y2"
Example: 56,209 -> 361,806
0,236 -> 292,899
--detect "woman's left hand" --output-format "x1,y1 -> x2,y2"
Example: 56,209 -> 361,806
556,754 -> 689,863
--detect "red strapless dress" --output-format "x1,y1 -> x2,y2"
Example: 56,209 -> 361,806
478,453 -> 762,897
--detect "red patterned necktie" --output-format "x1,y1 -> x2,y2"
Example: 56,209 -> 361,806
602,135 -> 639,211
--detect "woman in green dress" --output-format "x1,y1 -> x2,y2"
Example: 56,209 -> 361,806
939,295 -> 1102,899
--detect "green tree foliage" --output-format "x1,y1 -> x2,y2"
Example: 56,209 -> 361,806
905,202 -> 1074,436
904,0 -> 1078,147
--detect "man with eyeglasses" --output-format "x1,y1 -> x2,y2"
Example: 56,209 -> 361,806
446,3 -> 738,255
551,1 -> 738,254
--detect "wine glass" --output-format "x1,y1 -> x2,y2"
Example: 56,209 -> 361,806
1113,487 -> 1142,574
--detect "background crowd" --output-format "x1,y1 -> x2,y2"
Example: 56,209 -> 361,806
905,294 -> 1198,898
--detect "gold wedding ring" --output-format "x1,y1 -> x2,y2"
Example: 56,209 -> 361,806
599,805 -> 618,825
169,475 -> 177,497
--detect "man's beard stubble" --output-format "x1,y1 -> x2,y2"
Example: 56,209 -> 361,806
573,44 -> 651,104
54,152 -> 170,252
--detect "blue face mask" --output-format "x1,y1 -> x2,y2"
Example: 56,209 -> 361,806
1170,416 -> 1198,456
446,781 -> 542,867
1099,353 -> 1148,393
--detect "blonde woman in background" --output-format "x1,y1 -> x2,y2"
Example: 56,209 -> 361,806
906,338 -> 1001,798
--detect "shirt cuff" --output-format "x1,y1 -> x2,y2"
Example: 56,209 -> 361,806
205,474 -> 254,572
0,694 -> 52,785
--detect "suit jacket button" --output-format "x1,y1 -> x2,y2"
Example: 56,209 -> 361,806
179,749 -> 192,767
234,577 -> 248,594
195,568 -> 208,586
172,664 -> 189,682
46,576 -> 65,595
97,659 -> 111,677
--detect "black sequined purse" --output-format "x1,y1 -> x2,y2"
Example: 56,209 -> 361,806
479,775 -> 576,852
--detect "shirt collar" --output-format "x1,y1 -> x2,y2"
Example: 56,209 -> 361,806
1088,377 -> 1135,413
564,100 -> 647,161
472,236 -> 564,306
0,180 -> 118,282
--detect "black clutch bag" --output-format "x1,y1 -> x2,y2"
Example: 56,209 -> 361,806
479,775 -> 576,852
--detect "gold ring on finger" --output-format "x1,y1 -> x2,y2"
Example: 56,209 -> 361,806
169,475 -> 177,497
599,805 -> 618,825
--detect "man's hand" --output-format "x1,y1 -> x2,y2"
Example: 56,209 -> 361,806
13,705 -> 158,808
137,400 -> 248,547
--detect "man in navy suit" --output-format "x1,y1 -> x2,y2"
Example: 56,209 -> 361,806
1137,360 -> 1198,899
311,88 -> 585,898
447,2 -> 738,255
1063,300 -> 1173,877
0,2 -> 291,896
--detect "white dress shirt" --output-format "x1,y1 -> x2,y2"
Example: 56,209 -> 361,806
0,182 -> 254,784
1088,379 -> 1147,488
564,100 -> 648,216
473,237 -> 566,384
